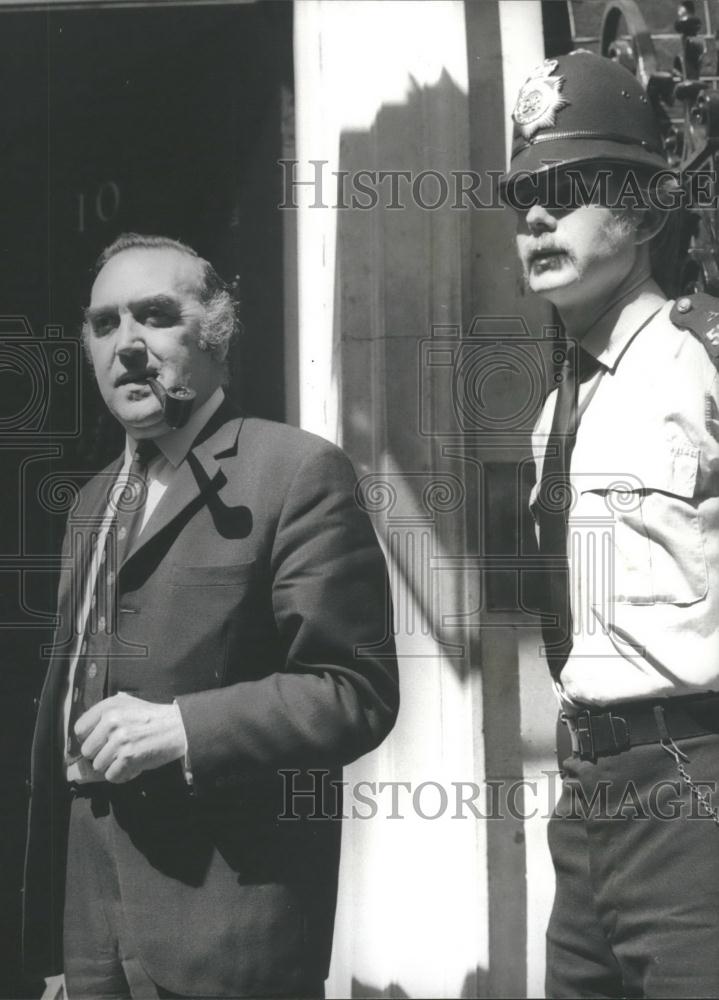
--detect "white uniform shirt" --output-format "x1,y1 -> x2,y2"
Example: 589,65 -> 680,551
531,280 -> 719,705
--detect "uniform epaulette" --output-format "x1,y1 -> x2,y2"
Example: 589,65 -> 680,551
670,293 -> 719,368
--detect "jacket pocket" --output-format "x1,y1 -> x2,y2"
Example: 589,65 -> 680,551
171,561 -> 256,587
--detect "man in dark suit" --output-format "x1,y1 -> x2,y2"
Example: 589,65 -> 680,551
23,233 -> 399,998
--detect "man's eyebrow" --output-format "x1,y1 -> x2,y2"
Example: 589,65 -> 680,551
83,294 -> 182,324
129,294 -> 183,313
84,304 -> 116,324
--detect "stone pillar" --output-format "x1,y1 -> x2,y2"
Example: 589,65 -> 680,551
292,2 -> 554,996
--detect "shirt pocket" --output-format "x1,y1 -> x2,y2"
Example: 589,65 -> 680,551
574,443 -> 708,607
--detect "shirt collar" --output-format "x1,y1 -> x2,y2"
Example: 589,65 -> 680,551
580,278 -> 667,373
125,386 -> 225,469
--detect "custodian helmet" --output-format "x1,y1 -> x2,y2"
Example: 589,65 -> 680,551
501,50 -> 668,203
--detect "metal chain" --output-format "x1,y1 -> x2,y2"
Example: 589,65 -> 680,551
660,739 -> 719,826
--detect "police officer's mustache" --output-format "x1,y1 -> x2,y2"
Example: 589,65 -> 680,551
528,242 -> 567,263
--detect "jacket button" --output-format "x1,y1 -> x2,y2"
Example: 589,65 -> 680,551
676,297 -> 692,314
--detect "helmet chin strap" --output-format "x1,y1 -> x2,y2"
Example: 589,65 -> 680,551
554,268 -> 658,341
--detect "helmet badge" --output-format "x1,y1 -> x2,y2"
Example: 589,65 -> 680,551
512,59 -> 570,140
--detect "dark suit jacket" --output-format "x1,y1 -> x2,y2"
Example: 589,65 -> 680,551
23,400 -> 398,996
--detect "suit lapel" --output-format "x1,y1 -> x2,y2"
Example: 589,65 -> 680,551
36,408 -> 244,743
121,404 -> 244,567
38,456 -> 123,705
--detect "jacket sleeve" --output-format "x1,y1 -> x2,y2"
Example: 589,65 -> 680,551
175,443 -> 399,787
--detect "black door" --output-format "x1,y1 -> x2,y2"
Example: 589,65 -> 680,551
0,4 -> 293,992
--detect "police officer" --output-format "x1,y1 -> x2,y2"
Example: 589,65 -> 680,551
502,51 -> 719,998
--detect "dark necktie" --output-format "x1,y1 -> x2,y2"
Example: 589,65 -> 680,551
536,345 -> 601,680
113,438 -> 159,566
65,439 -> 159,763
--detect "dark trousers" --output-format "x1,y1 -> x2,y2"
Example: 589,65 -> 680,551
64,792 -> 181,1000
63,792 -> 325,1000
547,731 -> 719,999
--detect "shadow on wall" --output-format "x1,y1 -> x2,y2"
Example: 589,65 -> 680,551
335,69 -> 480,677
331,64 -> 545,999
334,69 -> 544,678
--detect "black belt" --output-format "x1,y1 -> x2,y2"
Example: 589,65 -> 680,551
69,781 -> 110,799
562,693 -> 719,762
68,761 -> 191,800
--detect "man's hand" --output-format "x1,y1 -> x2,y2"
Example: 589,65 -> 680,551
74,692 -> 188,783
